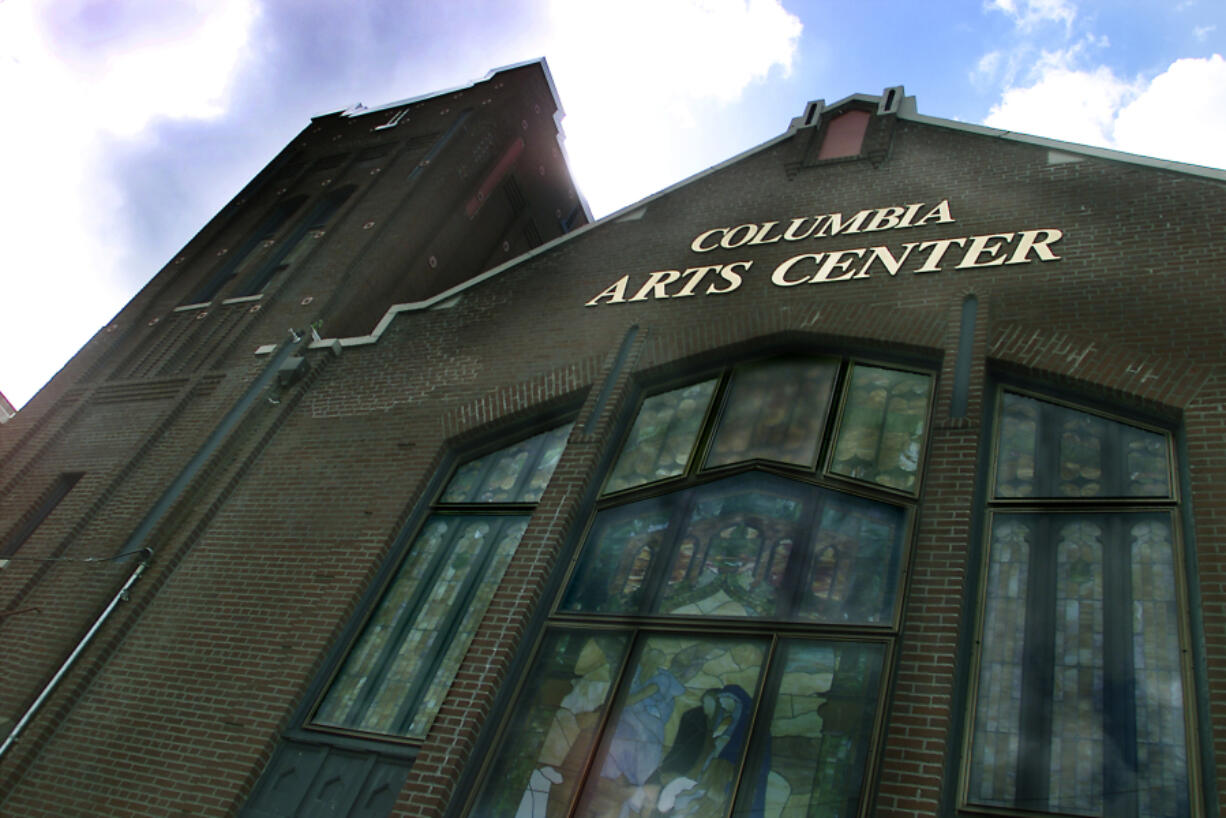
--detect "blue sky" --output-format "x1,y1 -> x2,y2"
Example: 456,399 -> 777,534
1,0 -> 1223,408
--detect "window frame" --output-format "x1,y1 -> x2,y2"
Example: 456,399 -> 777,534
277,413 -> 577,760
455,351 -> 937,818
959,383 -> 1203,818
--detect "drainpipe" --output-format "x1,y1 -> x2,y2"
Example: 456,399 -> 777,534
0,547 -> 153,761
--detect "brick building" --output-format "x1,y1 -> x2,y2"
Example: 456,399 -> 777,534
0,60 -> 1222,818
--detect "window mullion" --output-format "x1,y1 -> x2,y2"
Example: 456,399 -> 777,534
1017,514 -> 1056,808
1102,515 -> 1139,818
722,634 -> 781,818
337,518 -> 475,729
562,631 -> 650,818
636,490 -> 697,616
782,492 -> 827,620
390,516 -> 517,736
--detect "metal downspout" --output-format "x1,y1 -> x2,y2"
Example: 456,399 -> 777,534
0,547 -> 153,760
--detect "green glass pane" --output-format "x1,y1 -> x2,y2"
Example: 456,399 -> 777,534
830,365 -> 931,491
969,517 -> 1032,807
1129,518 -> 1188,818
795,492 -> 905,625
605,380 -> 717,494
706,358 -> 837,469
468,630 -> 632,818
1048,519 -> 1105,814
657,477 -> 806,619
1123,428 -> 1171,498
405,518 -> 528,738
313,517 -> 455,727
1056,412 -> 1109,499
735,641 -> 884,818
314,515 -> 528,737
559,498 -> 675,614
994,393 -> 1171,500
443,423 -> 572,504
574,635 -> 767,818
995,392 -> 1039,498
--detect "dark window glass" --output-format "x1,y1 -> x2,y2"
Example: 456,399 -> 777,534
235,185 -> 357,297
188,196 -> 306,304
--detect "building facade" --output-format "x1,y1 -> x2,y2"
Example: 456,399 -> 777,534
0,62 -> 1222,818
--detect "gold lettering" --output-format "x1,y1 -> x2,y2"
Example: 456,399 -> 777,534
914,237 -> 967,272
628,270 -> 682,301
1006,229 -> 1063,264
674,265 -> 722,297
707,261 -> 750,294
585,275 -> 630,307
771,254 -> 823,287
957,233 -> 1015,268
690,228 -> 726,253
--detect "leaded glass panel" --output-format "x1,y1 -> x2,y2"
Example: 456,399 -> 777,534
559,499 -> 675,615
794,491 -> 905,625
605,381 -> 717,494
706,358 -> 837,469
313,515 -> 528,739
993,393 -> 1171,500
443,424 -> 573,504
574,635 -> 768,818
560,473 -> 904,625
468,630 -> 633,818
967,512 -> 1189,818
656,482 -> 806,618
734,641 -> 884,818
969,518 -> 1031,806
830,365 -> 931,492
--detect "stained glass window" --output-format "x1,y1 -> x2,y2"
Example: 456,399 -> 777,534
562,473 -> 904,625
705,358 -> 838,469
993,392 -> 1172,500
310,422 -> 572,741
468,634 -> 885,818
458,355 -> 926,818
604,380 -> 716,494
830,364 -> 932,492
464,356 -> 926,818
967,388 -> 1191,818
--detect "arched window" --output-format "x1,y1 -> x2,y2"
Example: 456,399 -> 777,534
464,355 -> 934,818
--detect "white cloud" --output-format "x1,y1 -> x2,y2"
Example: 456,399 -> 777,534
544,0 -> 802,214
986,0 -> 1076,31
984,53 -> 1226,170
1113,55 -> 1226,169
1194,24 -> 1216,42
0,0 -> 258,407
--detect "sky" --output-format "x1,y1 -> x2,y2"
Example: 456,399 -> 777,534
1,0 -> 1223,410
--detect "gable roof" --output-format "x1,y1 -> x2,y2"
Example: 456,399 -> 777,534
303,85 -> 1225,353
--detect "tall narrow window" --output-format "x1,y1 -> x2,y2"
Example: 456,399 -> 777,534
966,389 -> 1192,818
188,196 -> 306,304
1,472 -> 83,558
464,355 -> 934,818
309,422 -> 572,742
235,185 -> 357,297
242,423 -> 574,818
